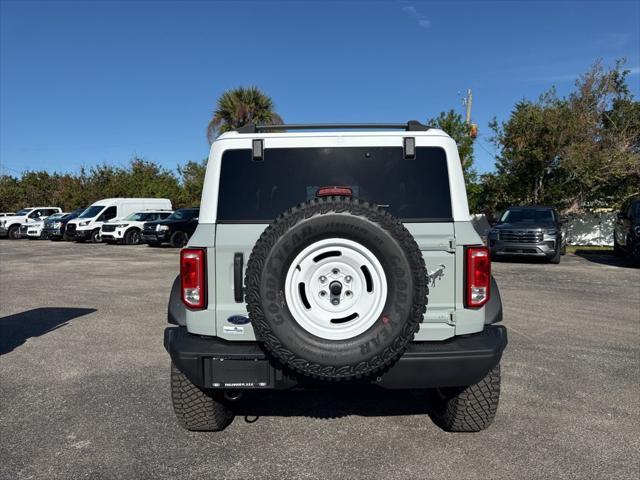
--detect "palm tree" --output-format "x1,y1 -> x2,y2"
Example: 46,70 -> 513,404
206,86 -> 283,143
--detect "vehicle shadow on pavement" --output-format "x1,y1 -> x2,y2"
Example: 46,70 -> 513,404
231,387 -> 434,421
0,307 -> 96,355
573,251 -> 638,268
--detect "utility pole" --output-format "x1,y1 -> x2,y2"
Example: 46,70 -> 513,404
464,88 -> 478,139
465,88 -> 473,125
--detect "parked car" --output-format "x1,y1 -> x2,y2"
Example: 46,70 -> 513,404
21,219 -> 46,239
0,212 -> 15,217
164,121 -> 507,432
614,197 -> 640,264
487,206 -> 566,263
43,209 -> 85,241
101,210 -> 173,245
141,208 -> 199,248
65,198 -> 172,243
0,207 -> 62,240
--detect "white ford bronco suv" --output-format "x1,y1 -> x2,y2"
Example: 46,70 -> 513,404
164,122 -> 507,432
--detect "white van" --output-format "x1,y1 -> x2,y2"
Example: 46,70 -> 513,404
66,198 -> 172,243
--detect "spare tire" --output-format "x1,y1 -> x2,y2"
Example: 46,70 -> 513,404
245,196 -> 428,381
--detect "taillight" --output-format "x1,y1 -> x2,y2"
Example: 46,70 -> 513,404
465,246 -> 490,308
181,249 -> 206,309
316,186 -> 352,197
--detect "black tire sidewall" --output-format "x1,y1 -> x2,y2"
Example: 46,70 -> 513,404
125,229 -> 140,245
170,231 -> 188,248
8,226 -> 20,240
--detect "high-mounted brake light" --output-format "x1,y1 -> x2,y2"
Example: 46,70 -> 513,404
181,248 -> 206,309
316,186 -> 352,197
465,246 -> 490,308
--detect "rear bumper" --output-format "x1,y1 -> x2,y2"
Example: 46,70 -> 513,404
164,325 -> 508,390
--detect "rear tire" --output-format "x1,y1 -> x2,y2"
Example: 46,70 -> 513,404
170,363 -> 234,431
430,364 -> 501,432
170,231 -> 188,248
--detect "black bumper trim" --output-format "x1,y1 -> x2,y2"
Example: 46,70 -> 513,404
164,325 -> 508,390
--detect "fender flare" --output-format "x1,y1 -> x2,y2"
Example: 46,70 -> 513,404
168,275 -> 186,326
484,275 -> 503,325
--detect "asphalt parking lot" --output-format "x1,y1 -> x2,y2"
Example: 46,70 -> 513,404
1,240 -> 638,480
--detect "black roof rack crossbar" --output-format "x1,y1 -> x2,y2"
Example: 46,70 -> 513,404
236,120 -> 431,134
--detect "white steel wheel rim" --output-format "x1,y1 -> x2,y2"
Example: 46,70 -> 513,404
284,237 -> 388,341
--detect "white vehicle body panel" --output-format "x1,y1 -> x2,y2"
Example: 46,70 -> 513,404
0,207 -> 62,232
26,220 -> 45,238
199,130 -> 470,224
67,198 -> 172,234
100,209 -> 174,241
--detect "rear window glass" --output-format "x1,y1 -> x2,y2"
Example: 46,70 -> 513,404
217,147 -> 452,222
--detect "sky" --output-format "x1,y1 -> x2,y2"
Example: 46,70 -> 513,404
1,0 -> 639,177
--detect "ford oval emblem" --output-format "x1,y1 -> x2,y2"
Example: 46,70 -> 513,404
228,315 -> 250,325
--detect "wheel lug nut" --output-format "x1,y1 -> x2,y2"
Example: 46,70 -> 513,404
344,275 -> 352,283
319,291 -> 327,297
345,290 -> 352,296
332,268 -> 339,275
319,276 -> 327,283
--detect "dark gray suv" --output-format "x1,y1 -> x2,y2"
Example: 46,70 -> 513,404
488,206 -> 566,263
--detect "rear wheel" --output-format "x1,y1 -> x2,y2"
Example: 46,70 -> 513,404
170,363 -> 234,431
170,231 -> 188,248
124,228 -> 141,245
429,364 -> 501,432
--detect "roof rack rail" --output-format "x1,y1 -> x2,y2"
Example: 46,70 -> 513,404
236,120 -> 431,134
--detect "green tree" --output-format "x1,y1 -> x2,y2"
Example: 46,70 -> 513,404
428,110 -> 481,210
178,158 -> 207,207
486,59 -> 639,213
206,86 -> 283,143
428,110 -> 475,175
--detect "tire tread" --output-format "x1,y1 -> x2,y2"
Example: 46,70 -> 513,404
245,196 -> 428,381
431,364 -> 501,432
170,363 -> 234,431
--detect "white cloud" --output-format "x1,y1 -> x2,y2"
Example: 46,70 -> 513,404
401,3 -> 431,29
594,33 -> 631,50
